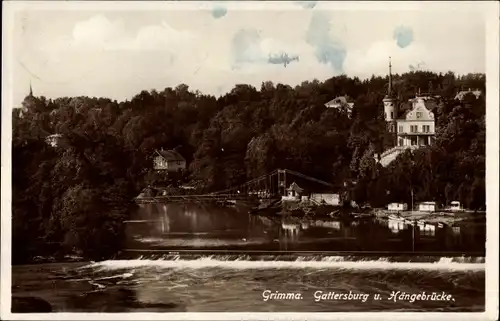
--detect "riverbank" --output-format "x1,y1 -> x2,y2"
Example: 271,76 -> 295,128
372,208 -> 485,224
251,199 -> 362,219
253,199 -> 485,225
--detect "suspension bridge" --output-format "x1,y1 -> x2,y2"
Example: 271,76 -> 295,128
134,169 -> 336,204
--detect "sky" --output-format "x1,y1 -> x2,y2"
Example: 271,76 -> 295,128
6,1 -> 488,106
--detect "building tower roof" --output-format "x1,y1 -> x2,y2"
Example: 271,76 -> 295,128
388,56 -> 392,97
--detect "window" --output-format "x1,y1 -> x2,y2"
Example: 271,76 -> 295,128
416,112 -> 422,119
399,126 -> 403,133
390,112 -> 394,119
384,112 -> 387,119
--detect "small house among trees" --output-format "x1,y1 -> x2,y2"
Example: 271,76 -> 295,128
324,96 -> 355,115
454,88 -> 482,101
387,202 -> 408,211
283,182 -> 305,201
418,201 -> 437,212
153,149 -> 186,172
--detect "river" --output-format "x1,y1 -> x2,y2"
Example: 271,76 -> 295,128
12,203 -> 486,312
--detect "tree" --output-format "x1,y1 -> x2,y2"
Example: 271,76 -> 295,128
11,70 -> 486,263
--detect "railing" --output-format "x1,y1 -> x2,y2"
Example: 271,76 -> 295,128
135,168 -> 337,203
380,146 -> 405,159
377,145 -> 420,167
398,130 -> 434,135
135,194 -> 250,204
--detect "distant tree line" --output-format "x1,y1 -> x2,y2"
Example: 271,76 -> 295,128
11,71 -> 485,263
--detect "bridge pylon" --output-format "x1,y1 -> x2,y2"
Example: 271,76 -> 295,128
277,169 -> 287,196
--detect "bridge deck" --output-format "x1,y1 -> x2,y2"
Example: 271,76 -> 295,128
135,168 -> 336,203
135,194 -> 252,203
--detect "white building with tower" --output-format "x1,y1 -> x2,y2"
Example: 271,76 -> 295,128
376,58 -> 437,167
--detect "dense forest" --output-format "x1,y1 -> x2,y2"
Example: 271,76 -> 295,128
12,70 -> 486,263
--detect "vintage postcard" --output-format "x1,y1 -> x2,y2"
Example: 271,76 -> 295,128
1,1 -> 499,320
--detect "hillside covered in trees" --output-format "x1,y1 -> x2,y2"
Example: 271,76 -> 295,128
12,70 -> 485,263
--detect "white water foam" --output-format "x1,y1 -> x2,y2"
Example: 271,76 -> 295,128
94,272 -> 134,281
83,257 -> 485,272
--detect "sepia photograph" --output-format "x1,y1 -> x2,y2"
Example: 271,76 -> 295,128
1,1 -> 499,320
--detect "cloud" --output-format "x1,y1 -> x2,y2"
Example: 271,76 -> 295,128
132,21 -> 194,50
343,40 -> 430,78
212,5 -> 227,19
230,29 -> 264,64
305,11 -> 347,72
393,26 -> 414,48
71,15 -> 195,51
72,14 -> 125,48
230,30 -> 310,69
12,7 -> 486,105
260,38 -> 309,58
314,42 -> 346,71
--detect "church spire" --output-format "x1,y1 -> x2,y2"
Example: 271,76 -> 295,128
388,56 -> 392,97
29,80 -> 33,97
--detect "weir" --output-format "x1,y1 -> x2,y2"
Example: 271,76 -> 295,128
120,249 -> 486,258
86,254 -> 486,272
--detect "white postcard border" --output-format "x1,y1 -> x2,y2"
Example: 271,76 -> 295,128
1,1 -> 498,320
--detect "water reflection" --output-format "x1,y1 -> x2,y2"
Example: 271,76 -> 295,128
387,217 -> 406,234
125,203 -> 485,254
419,222 -> 436,237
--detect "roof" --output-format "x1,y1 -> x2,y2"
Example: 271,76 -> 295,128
454,89 -> 482,100
395,102 -> 412,119
395,97 -> 437,120
397,109 -> 411,120
155,149 -> 186,162
287,182 -> 304,193
325,96 -> 353,106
